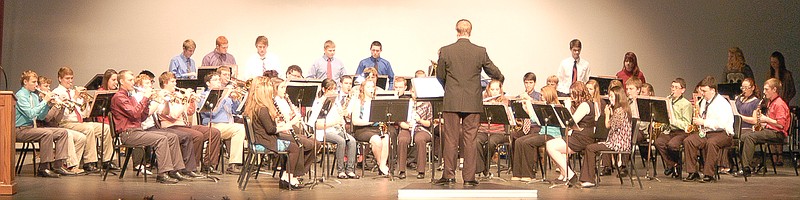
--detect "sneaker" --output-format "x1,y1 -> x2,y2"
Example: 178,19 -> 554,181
581,182 -> 596,188
520,177 -> 532,182
134,165 -> 153,175
511,177 -> 522,181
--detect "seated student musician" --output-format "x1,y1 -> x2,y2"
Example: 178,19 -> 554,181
270,78 -> 314,182
544,81 -> 596,185
16,71 -> 76,178
682,76 -> 734,183
308,78 -> 359,179
169,39 -> 198,79
546,75 -> 559,88
197,72 -> 246,174
133,74 -> 199,180
285,65 -> 304,81
579,85 -> 633,188
349,79 -> 393,176
244,76 -> 312,189
51,67 -> 116,173
36,76 -> 86,174
395,78 -> 433,179
655,78 -> 694,179
512,86 -> 561,182
158,72 -> 224,175
110,70 -> 187,184
738,78 -> 791,177
475,79 -> 511,176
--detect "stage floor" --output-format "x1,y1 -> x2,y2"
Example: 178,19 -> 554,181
4,159 -> 800,199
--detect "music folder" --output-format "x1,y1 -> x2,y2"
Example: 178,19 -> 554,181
510,100 -> 530,119
88,91 -> 116,118
84,74 -> 104,90
717,82 -> 742,100
286,83 -> 319,107
368,98 -> 412,123
411,77 -> 444,98
479,103 -> 515,126
552,105 -> 581,131
531,103 -> 561,127
197,66 -> 220,81
636,96 -> 673,125
198,89 -> 223,113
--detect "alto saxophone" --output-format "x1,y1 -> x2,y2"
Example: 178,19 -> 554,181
753,94 -> 767,131
686,98 -> 700,134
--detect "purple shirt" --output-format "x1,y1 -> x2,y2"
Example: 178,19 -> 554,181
201,50 -> 237,66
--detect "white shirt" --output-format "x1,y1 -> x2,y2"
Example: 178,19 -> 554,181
699,93 -> 734,136
241,52 -> 281,80
350,98 -> 373,126
307,95 -> 346,141
52,85 -> 88,122
556,57 -> 590,94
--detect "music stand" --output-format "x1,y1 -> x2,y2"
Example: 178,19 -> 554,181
198,90 -> 223,113
286,84 -> 319,108
550,105 -> 582,188
309,95 -> 337,189
368,98 -> 411,181
197,66 -> 220,81
478,104 -> 514,182
590,76 -> 622,96
84,74 -> 104,90
717,82 -> 742,100
637,96 -> 673,181
88,91 -> 115,176
176,79 -> 206,91
376,75 -> 390,90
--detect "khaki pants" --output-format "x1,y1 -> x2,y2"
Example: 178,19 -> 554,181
60,122 -> 114,162
65,129 -> 87,167
211,123 -> 245,164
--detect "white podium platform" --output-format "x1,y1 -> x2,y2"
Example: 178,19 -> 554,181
398,183 -> 537,199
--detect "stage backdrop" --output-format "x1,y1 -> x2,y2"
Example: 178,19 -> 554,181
3,0 -> 799,105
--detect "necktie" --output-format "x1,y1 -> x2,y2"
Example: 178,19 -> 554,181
326,58 -> 333,79
522,119 -> 532,134
261,57 -> 267,72
373,58 -> 379,68
572,60 -> 578,83
67,89 -> 83,122
186,59 -> 194,77
30,94 -> 37,128
220,53 -> 226,63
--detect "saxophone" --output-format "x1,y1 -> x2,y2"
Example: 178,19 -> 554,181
275,98 -> 303,148
753,94 -> 767,131
686,98 -> 700,134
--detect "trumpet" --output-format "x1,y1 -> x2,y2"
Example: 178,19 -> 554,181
35,88 -> 74,110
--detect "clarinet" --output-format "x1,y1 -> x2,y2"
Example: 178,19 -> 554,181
275,98 -> 303,148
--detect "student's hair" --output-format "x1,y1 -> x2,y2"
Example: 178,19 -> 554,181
541,86 -> 560,105
764,78 -> 783,97
183,39 -> 196,50
263,70 -> 279,78
482,79 -> 506,103
159,72 -> 176,88
523,72 -> 537,82
139,70 -> 155,79
586,79 -> 601,103
726,47 -> 746,72
324,40 -> 336,49
319,78 -> 337,97
244,76 -> 277,121
216,66 -> 231,74
255,36 -> 268,46
215,36 -> 228,46
20,70 -> 38,86
642,83 -> 654,96
625,77 -> 642,90
101,69 -> 118,90
623,52 -> 641,78
359,80 -> 377,104
609,85 -> 631,116
698,76 -> 718,91
371,41 -> 382,49
394,76 -> 407,87
768,51 -> 787,79
287,65 -> 302,76
204,72 -> 219,84
741,78 -> 760,100
363,67 -> 379,77
456,19 -> 472,36
38,76 -> 52,85
57,67 -> 74,79
608,80 -> 622,93
672,78 -> 687,89
134,74 -> 151,86
569,81 -> 591,112
546,75 -> 558,84
569,39 -> 582,49
414,70 -> 426,77
340,75 -> 353,83
270,77 -> 286,98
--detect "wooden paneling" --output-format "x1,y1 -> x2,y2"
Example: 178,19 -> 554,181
0,91 -> 17,195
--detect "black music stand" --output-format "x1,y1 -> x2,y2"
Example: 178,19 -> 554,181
286,85 -> 319,108
637,96 -> 672,181
198,90 -> 223,113
376,75 -> 390,90
89,91 -> 116,176
176,79 -> 205,91
84,74 -> 104,90
309,95 -> 337,189
589,76 -> 622,96
368,98 -> 411,181
550,105 -> 581,188
197,66 -> 220,81
478,104 -> 513,182
717,82 -> 742,100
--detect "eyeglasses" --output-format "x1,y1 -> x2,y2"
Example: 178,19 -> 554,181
740,86 -> 753,90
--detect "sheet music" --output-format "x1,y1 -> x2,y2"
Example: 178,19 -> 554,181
411,77 -> 444,98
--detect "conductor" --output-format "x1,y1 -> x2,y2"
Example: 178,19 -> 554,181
435,19 -> 504,187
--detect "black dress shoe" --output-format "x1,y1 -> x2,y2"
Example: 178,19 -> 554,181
700,175 -> 716,183
672,166 -> 682,178
599,167 -> 612,176
742,166 -> 752,177
168,171 -> 192,181
664,167 -> 676,176
279,180 -> 302,190
434,178 -> 456,186
464,180 -> 479,186
398,171 -> 407,179
156,174 -> 179,184
617,166 -> 628,178
183,170 -> 205,178
201,166 -> 222,175
103,162 -> 120,171
53,167 -> 77,176
408,162 -> 418,170
683,173 -> 701,182
417,172 -> 425,179
82,163 -> 101,174
37,169 -> 61,178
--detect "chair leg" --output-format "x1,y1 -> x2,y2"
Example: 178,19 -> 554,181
628,153 -> 643,189
238,152 -> 253,186
119,147 -> 133,180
